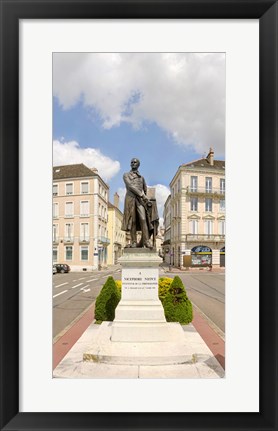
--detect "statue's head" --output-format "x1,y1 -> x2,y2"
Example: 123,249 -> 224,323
130,158 -> 140,170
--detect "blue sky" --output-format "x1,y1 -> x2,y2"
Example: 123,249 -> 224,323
53,53 -> 225,215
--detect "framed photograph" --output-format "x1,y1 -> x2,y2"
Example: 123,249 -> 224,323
1,0 -> 277,430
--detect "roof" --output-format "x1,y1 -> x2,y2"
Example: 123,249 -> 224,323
53,163 -> 109,189
181,158 -> 225,170
53,163 -> 97,180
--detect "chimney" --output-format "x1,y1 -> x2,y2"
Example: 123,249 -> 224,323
207,148 -> 214,166
113,192 -> 120,208
90,168 -> 98,173
147,187 -> 156,199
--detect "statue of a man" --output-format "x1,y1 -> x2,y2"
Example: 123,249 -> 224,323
121,158 -> 157,249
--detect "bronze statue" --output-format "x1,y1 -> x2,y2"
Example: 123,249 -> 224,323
121,158 -> 159,249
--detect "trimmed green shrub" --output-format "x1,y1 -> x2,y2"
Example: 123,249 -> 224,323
94,276 -> 121,323
162,276 -> 193,324
158,277 -> 173,303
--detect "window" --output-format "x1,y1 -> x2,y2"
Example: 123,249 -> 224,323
53,247 -> 58,262
80,201 -> 89,217
66,183 -> 73,195
53,184 -> 58,196
80,223 -> 89,241
65,202 -> 73,217
204,220 -> 213,235
205,198 -> 212,212
190,197 -> 198,211
190,176 -> 198,192
65,223 -> 73,241
220,178 -> 225,194
219,220 -> 225,235
53,224 -> 58,241
220,199 -> 225,212
65,246 -> 73,260
205,177 -> 212,193
53,202 -> 59,218
81,246 -> 88,261
190,220 -> 198,234
81,182 -> 89,194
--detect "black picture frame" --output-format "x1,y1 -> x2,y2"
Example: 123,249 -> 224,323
0,1 -> 277,430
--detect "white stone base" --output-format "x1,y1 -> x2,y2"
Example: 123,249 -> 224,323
111,299 -> 169,342
84,321 -> 198,365
53,322 -> 225,378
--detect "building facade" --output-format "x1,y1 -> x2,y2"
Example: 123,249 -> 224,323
167,149 -> 225,268
107,193 -> 126,265
162,194 -> 171,264
53,163 -> 110,271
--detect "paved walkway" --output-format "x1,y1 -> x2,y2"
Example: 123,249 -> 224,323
53,303 -> 225,373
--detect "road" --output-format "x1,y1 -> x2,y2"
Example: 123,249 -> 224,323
53,267 -> 225,340
163,272 -> 225,337
53,267 -> 121,339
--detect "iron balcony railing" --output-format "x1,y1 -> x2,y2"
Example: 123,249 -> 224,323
63,236 -> 74,243
99,236 -> 110,245
79,237 -> 90,243
185,234 -> 225,242
186,186 -> 225,196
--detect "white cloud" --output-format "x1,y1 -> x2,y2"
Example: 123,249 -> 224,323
53,53 -> 225,156
53,140 -> 120,182
151,184 -> 170,219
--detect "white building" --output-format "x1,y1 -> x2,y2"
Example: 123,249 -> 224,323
166,149 -> 225,268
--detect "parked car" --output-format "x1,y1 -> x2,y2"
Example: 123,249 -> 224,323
54,263 -> 71,274
53,265 -> 57,275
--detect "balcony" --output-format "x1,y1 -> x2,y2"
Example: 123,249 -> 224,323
99,236 -> 110,246
186,186 -> 225,197
79,236 -> 90,244
185,234 -> 225,243
63,236 -> 74,244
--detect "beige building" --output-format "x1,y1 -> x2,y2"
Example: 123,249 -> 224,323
107,193 -> 126,265
53,163 -> 110,271
162,194 -> 172,264
167,148 -> 225,268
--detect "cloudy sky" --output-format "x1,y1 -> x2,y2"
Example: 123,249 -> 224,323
53,53 -> 225,217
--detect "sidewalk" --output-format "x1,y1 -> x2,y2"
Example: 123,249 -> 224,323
159,263 -> 225,274
53,303 -> 225,378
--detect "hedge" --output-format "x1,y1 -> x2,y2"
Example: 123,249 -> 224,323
95,275 -> 193,325
162,276 -> 193,324
94,276 -> 121,323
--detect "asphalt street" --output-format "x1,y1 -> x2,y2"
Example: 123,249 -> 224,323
53,266 -> 225,340
163,272 -> 225,337
53,267 -> 121,338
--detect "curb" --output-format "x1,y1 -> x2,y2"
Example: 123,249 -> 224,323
53,303 -> 95,370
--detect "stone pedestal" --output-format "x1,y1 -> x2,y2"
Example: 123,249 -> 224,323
111,249 -> 173,342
